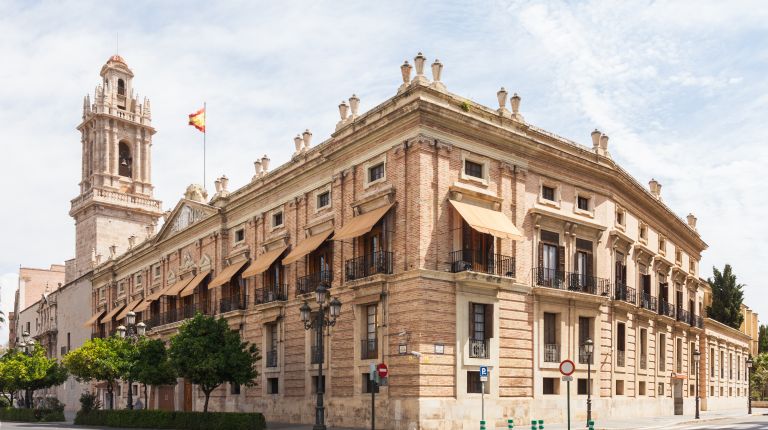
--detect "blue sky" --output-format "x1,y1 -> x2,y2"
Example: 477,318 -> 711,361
1,0 -> 766,343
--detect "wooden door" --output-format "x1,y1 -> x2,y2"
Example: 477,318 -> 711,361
183,380 -> 193,411
157,386 -> 175,411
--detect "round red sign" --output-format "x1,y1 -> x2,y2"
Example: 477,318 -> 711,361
377,363 -> 388,378
559,359 -> 575,376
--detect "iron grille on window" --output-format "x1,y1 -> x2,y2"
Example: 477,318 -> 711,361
544,344 -> 560,362
469,338 -> 489,359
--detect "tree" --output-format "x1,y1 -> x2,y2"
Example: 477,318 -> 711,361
22,346 -> 68,407
750,353 -> 768,400
168,314 -> 260,412
0,351 -> 27,406
63,336 -> 133,410
705,264 -> 745,329
130,338 -> 177,406
759,324 -> 768,354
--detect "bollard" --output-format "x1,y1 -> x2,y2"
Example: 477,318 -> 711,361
480,420 -> 486,430
507,418 -> 514,429
538,419 -> 544,429
587,419 -> 595,430
531,419 -> 537,430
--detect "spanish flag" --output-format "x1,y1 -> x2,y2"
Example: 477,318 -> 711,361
188,107 -> 206,132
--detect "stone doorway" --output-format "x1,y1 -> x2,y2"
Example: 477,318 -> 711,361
672,379 -> 683,415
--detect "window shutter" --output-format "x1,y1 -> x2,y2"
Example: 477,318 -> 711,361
622,264 -> 627,284
586,252 -> 594,278
538,242 -> 544,269
615,261 -> 621,283
558,246 -> 565,274
643,274 -> 651,292
484,304 -> 493,339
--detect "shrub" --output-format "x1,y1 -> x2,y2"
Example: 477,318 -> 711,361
0,397 -> 9,408
0,407 -> 65,422
79,391 -> 101,414
74,409 -> 266,429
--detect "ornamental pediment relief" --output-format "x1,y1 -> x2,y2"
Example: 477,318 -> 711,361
154,199 -> 219,242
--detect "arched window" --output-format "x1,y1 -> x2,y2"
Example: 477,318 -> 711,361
117,79 -> 125,96
118,141 -> 132,178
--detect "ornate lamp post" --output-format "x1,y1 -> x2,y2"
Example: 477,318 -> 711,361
584,338 -> 594,428
746,357 -> 753,415
693,349 -> 700,419
116,311 -> 146,410
300,283 -> 342,430
17,331 -> 35,408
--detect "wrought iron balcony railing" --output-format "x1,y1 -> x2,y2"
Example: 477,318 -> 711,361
659,300 -> 675,319
361,338 -> 378,360
615,284 -> 637,305
450,250 -> 515,278
544,344 -> 560,362
640,293 -> 657,311
532,268 -> 611,296
345,252 -> 393,281
296,270 -> 333,296
692,314 -> 704,328
255,285 -> 287,305
266,349 -> 278,368
220,295 -> 248,313
677,307 -> 691,324
469,338 -> 489,359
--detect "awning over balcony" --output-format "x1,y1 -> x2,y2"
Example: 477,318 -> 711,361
116,298 -> 143,320
83,310 -> 105,328
333,203 -> 394,241
241,246 -> 288,278
162,277 -> 193,297
283,230 -> 333,265
180,270 -> 211,298
449,199 -> 524,240
208,259 -> 249,289
99,303 -> 126,324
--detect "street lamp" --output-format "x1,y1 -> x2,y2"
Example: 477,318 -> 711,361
693,349 -> 701,419
583,338 -> 594,428
746,357 -> 753,415
117,311 -> 146,410
300,283 -> 342,430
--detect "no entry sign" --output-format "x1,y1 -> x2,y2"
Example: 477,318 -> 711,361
559,359 -> 575,376
377,363 -> 388,378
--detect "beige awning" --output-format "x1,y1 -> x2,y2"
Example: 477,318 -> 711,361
241,246 -> 288,279
449,199 -> 524,240
99,303 -> 126,324
162,277 -> 193,297
180,270 -> 211,298
208,259 -> 249,289
83,310 -> 105,328
333,203 -> 394,241
116,298 -> 143,320
132,298 -> 151,313
283,230 -> 333,265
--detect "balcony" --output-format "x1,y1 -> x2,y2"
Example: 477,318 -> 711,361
266,349 -> 278,368
220,295 -> 248,313
677,307 -> 691,324
544,344 -> 560,362
615,284 -> 637,305
578,345 -> 594,364
692,314 -> 704,328
659,300 -> 676,319
361,338 -> 378,360
532,268 -> 611,296
296,271 -> 333,296
617,350 -> 626,367
450,250 -> 515,278
469,338 -> 489,359
345,252 -> 393,281
311,345 -> 323,364
640,293 -> 657,312
255,285 -> 287,305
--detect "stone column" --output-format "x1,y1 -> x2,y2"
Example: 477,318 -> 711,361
144,137 -> 151,186
134,135 -> 142,183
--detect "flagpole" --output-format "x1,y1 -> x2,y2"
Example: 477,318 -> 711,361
203,101 -> 206,191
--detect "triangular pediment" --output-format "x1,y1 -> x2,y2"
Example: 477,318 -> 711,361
154,199 -> 219,242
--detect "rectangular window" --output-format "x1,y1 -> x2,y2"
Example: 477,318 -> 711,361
639,224 -> 648,240
729,353 -> 733,379
235,229 -> 245,242
659,333 -> 666,372
317,191 -> 330,208
677,338 -> 683,373
577,196 -> 589,211
231,383 -> 240,395
471,303 -> 486,341
578,316 -> 592,364
659,237 -> 666,254
267,378 -> 279,394
366,304 -> 377,341
710,348 -> 715,377
690,384 -> 695,397
617,322 -> 626,366
577,378 -> 589,395
543,377 -> 558,395
542,185 -> 555,201
543,312 -> 559,362
363,373 -> 380,394
616,380 -> 624,395
368,162 -> 385,183
466,371 -> 489,394
675,249 -> 682,265
616,209 -> 625,225
464,160 -> 484,179
640,329 -> 647,369
154,265 -> 161,278
639,381 -> 646,396
720,350 -> 724,378
658,383 -> 664,397
272,211 -> 283,228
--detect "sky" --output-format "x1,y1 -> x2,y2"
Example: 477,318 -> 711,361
0,0 -> 766,343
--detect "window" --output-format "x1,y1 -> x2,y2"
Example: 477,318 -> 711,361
464,160 -> 484,179
658,237 -> 666,254
267,378 -> 279,394
312,376 -> 325,394
117,282 -> 125,296
659,333 -> 666,372
470,303 -> 492,341
639,329 -> 647,369
272,211 -> 283,228
231,382 -> 241,395
543,377 -> 558,395
543,312 -> 559,362
266,323 -> 278,367
616,208 -> 625,226
616,323 -> 626,367
720,350 -> 724,378
639,224 -> 648,241
677,338 -> 683,373
577,378 -> 590,395
135,274 -> 142,287
117,78 -> 126,96
639,381 -> 646,396
615,380 -> 624,395
541,185 -> 555,201
363,373 -> 380,394
154,265 -> 161,278
710,386 -> 714,396
118,141 -> 132,178
658,383 -> 664,397
235,229 -> 245,242
710,348 -> 715,377
737,355 -> 741,381
539,230 -> 561,283
317,191 -> 330,209
729,353 -> 733,379
361,304 -> 378,360
690,384 -> 695,397
368,162 -> 385,183
689,260 -> 695,273
675,249 -> 682,265
99,287 -> 106,302
466,371 -> 488,394
577,195 -> 590,211
575,239 -> 593,285
578,317 -> 592,364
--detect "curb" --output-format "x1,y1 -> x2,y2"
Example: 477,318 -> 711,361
589,413 -> 751,430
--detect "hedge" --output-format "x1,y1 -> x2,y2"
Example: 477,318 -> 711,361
74,409 -> 266,430
0,407 -> 66,422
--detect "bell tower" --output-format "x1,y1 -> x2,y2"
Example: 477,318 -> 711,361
69,55 -> 163,277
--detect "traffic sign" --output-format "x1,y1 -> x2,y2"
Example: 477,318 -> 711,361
562,375 -> 573,382
479,366 -> 488,382
377,363 -> 388,378
559,359 -> 575,376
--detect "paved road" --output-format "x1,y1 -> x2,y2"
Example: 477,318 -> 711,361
671,415 -> 768,429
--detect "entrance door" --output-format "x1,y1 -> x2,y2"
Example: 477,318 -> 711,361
183,380 -> 193,412
157,386 -> 175,411
673,379 -> 683,415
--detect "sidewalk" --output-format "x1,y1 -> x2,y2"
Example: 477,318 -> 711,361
542,407 -> 767,430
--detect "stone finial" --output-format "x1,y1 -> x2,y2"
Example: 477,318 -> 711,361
430,59 -> 445,91
109,244 -> 117,259
510,93 -> 522,119
599,134 -> 609,156
128,235 -> 136,249
261,155 -> 271,172
591,129 -> 601,150
220,175 -> 229,192
302,129 -> 313,149
399,60 -> 412,92
294,135 -> 303,153
214,178 -> 222,193
145,224 -> 154,239
95,254 -> 102,266
184,184 -> 207,202
253,159 -> 263,177
338,101 -> 349,121
687,213 -> 697,230
649,178 -> 662,199
349,94 -> 360,119
162,210 -> 171,221
412,52 -> 428,84
497,87 -> 509,113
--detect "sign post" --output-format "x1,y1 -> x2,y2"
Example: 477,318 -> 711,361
479,366 -> 489,427
369,363 -> 388,430
559,360 -> 575,430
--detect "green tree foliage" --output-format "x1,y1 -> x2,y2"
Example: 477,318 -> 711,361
705,264 -> 745,329
758,324 -> 768,354
0,350 -> 28,404
168,314 -> 260,412
63,336 -> 133,410
130,338 -> 177,405
750,353 -> 768,400
0,345 -> 67,408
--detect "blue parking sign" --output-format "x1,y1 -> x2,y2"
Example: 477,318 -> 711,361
479,366 -> 488,377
